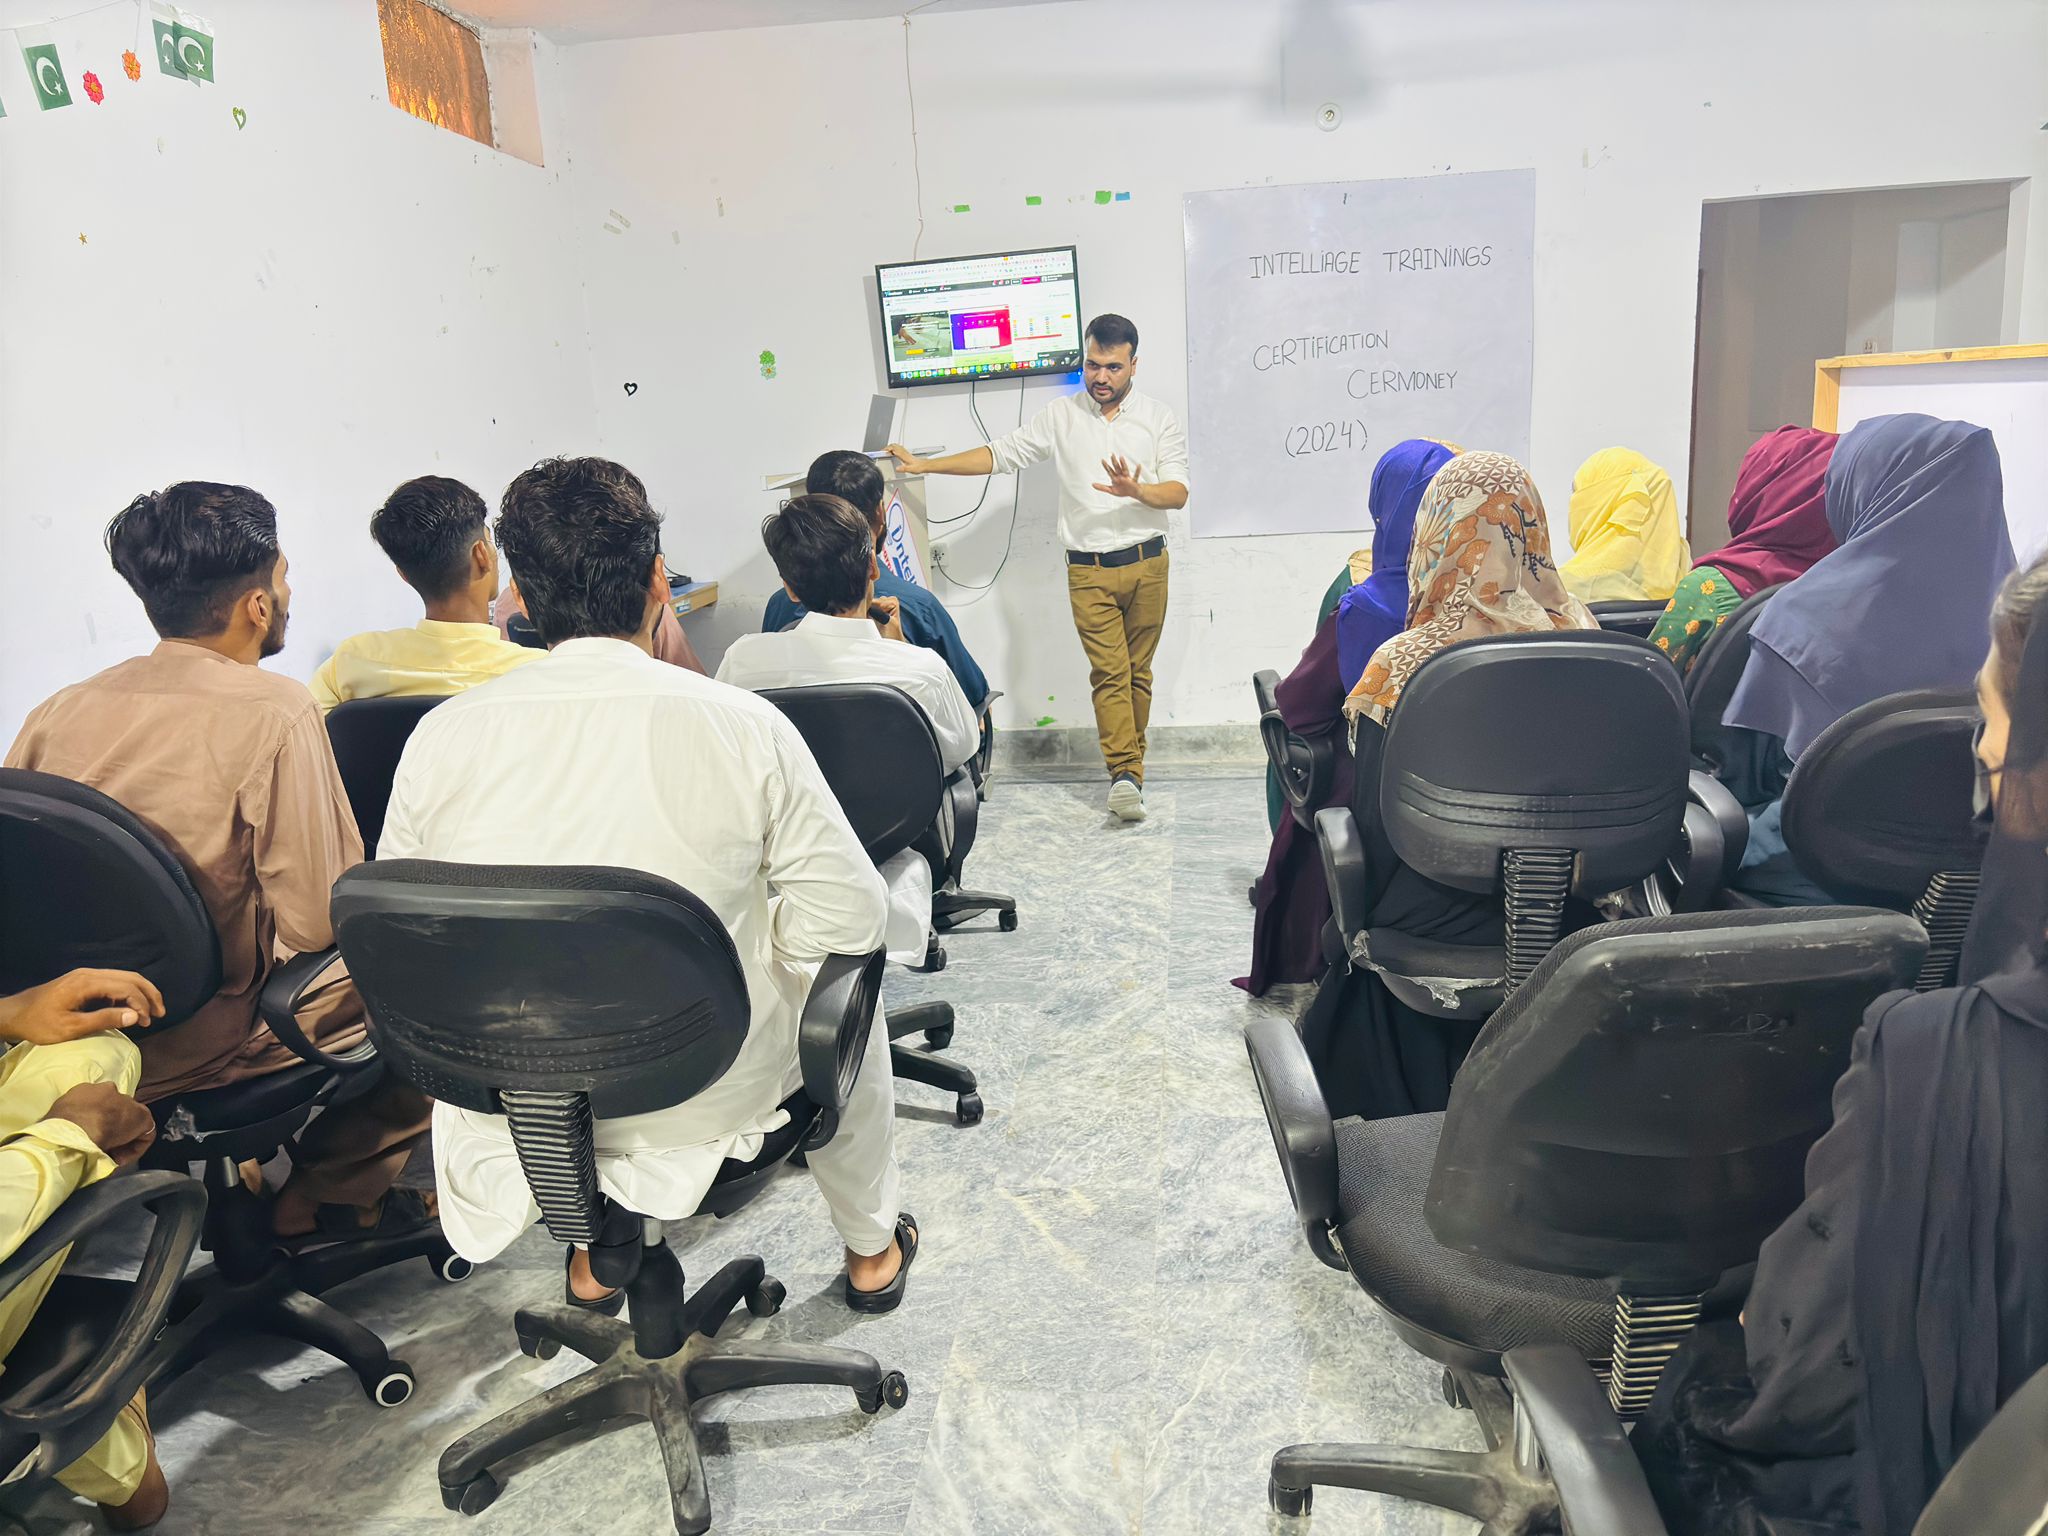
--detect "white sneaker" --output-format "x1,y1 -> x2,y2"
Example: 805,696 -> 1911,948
1107,775 -> 1146,822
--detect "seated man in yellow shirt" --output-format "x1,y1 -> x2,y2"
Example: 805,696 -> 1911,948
310,476 -> 538,712
0,967 -> 169,1529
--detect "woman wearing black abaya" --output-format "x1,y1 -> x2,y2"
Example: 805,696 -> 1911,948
1633,550 -> 2048,1535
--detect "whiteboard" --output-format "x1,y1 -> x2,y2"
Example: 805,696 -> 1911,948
1833,355 -> 2048,562
1183,169 -> 1535,540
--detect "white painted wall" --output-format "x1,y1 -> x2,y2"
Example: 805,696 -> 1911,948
4,0 -> 2044,740
552,0 -> 2047,731
0,0 -> 590,737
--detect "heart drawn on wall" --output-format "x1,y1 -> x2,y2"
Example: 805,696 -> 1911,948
623,382 -> 638,396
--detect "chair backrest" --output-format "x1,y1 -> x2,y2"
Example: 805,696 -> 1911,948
0,768 -> 221,1025
325,695 -> 445,857
758,683 -> 945,866
1913,1360 -> 2048,1536
1781,688 -> 1984,989
1377,631 -> 1689,978
1588,599 -> 1667,639
505,612 -> 546,651
1684,582 -> 1780,772
1427,908 -> 1927,1291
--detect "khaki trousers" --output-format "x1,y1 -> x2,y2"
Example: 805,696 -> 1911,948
1065,548 -> 1170,782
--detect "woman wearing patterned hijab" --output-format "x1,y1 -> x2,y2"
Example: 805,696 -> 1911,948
1344,451 -> 1596,724
1311,454 -> 1596,1118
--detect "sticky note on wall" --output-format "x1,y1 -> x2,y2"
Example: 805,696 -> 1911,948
1093,190 -> 1112,204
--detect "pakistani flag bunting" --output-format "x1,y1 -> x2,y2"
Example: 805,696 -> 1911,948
19,36 -> 72,110
152,4 -> 215,83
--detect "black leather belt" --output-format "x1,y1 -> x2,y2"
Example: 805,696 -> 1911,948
1068,536 -> 1165,569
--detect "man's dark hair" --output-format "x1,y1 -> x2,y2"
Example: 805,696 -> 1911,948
1086,313 -> 1139,355
105,482 -> 281,638
495,457 -> 663,645
370,476 -> 488,601
762,494 -> 873,615
804,449 -> 888,541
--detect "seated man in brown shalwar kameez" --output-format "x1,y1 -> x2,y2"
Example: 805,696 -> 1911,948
6,481 -> 432,1243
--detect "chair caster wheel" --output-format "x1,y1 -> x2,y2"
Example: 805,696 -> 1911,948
745,1278 -> 786,1318
998,909 -> 1019,932
857,1370 -> 910,1414
1248,883 -> 1259,907
955,1093 -> 984,1126
1269,1474 -> 1311,1516
366,1363 -> 416,1407
445,1471 -> 500,1515
435,1253 -> 475,1283
924,943 -> 947,973
1441,1368 -> 1469,1410
923,1023 -> 954,1051
516,1325 -> 561,1360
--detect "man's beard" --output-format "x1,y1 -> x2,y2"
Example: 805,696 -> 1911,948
259,595 -> 288,658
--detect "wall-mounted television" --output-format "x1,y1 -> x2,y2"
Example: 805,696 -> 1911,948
876,245 -> 1083,389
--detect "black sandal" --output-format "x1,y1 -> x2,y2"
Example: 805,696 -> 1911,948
276,1187 -> 436,1253
564,1247 -> 625,1316
846,1212 -> 919,1314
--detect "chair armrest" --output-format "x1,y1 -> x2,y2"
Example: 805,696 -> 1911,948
0,1170 -> 205,1439
971,690 -> 1002,791
796,950 -> 886,1151
1314,807 -> 1370,941
938,768 -> 979,882
1244,1017 -> 1346,1271
1500,1344 -> 1670,1536
1252,669 -> 1283,719
1687,771 -> 1748,880
257,948 -> 378,1072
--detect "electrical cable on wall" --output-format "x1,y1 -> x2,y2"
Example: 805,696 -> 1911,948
926,377 -> 999,527
933,378 -> 1027,601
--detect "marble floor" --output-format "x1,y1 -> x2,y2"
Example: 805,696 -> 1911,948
16,773 -> 1481,1536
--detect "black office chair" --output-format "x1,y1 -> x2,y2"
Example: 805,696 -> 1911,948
0,1170 -> 204,1502
331,860 -> 906,1536
505,613 -> 544,651
1254,668 -> 1341,832
0,767 -> 461,1410
1683,582 -> 1782,780
1778,688 -> 1985,989
760,683 -> 985,1124
1587,598 -> 1668,639
1249,907 -> 1927,1530
1317,632 -> 1691,1020
326,695 -> 444,856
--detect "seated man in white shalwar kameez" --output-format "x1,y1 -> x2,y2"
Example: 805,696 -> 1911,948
380,457 -> 915,1312
716,492 -> 980,964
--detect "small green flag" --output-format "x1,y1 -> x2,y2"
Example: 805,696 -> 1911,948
21,41 -> 71,110
153,5 -> 215,82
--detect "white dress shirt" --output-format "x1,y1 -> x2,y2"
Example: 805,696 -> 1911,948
378,637 -> 889,1260
985,386 -> 1190,553
717,610 -> 979,962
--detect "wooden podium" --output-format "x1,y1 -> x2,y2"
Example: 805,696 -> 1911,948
761,449 -> 943,589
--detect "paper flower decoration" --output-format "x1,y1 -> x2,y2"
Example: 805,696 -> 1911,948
122,50 -> 141,82
82,70 -> 104,104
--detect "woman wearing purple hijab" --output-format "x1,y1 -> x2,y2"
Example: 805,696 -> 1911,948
1726,414 -> 2014,904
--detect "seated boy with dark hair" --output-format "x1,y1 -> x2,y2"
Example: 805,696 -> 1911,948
763,450 -> 990,710
311,475 -> 537,712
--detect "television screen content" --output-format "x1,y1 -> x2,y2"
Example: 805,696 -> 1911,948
876,246 -> 1083,389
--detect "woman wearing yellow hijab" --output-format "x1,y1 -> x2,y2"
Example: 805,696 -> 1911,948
1559,447 -> 1692,603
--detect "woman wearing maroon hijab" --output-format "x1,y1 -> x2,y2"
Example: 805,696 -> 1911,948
1647,426 -> 1838,673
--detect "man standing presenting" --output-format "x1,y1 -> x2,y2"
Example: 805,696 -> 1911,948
890,313 -> 1188,822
